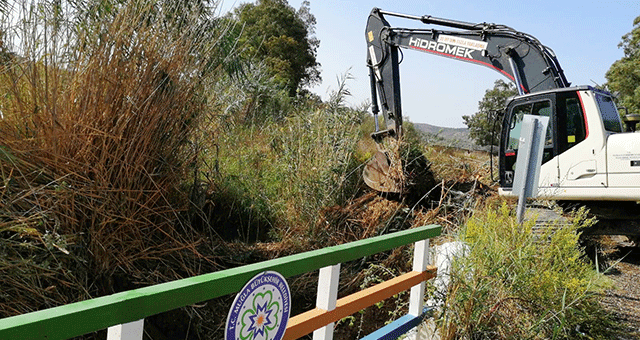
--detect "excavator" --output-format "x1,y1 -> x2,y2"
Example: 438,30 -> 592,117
363,8 -> 640,236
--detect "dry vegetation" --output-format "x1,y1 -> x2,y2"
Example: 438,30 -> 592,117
0,1 -> 626,339
0,0 -> 224,317
1,3 -> 447,337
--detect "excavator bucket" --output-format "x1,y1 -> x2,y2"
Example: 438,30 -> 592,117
363,142 -> 404,193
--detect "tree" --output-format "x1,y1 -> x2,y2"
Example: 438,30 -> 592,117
606,15 -> 640,117
234,0 -> 320,96
463,79 -> 517,146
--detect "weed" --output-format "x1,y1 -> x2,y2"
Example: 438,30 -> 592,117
439,202 -> 616,339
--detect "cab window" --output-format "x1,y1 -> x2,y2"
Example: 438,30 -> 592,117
595,94 -> 622,133
505,99 -> 553,175
533,101 -> 553,148
507,103 -> 530,150
557,92 -> 586,153
507,100 -> 553,152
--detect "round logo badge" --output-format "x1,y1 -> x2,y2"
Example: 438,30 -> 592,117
225,271 -> 291,340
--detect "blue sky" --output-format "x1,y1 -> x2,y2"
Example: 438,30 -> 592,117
222,1 -> 639,128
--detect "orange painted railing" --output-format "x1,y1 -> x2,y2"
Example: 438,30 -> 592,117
284,269 -> 436,339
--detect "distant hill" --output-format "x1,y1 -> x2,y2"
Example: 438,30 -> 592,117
412,122 -> 491,152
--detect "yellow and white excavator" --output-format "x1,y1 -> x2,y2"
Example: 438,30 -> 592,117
364,8 -> 640,236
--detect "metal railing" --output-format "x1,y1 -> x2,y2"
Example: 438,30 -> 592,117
0,224 -> 441,340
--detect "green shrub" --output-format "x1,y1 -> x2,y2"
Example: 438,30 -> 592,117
439,203 -> 615,339
203,74 -> 366,242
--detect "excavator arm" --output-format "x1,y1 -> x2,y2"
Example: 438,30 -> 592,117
366,7 -> 570,140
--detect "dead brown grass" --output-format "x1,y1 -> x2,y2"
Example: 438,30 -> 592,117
0,2 -> 222,316
424,145 -> 494,184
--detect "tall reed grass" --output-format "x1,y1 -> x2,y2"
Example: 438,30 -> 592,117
203,72 -> 367,244
0,0 -> 230,315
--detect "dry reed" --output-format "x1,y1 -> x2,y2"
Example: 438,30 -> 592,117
0,1 -> 224,316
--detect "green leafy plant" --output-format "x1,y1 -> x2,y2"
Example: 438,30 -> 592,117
439,202 -> 616,339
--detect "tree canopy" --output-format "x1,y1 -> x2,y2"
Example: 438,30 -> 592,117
234,0 -> 320,96
463,79 -> 517,146
606,15 -> 640,116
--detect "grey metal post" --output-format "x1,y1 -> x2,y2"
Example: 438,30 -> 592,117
512,115 -> 549,223
515,122 -> 536,223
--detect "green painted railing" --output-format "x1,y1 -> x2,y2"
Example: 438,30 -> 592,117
0,224 -> 441,340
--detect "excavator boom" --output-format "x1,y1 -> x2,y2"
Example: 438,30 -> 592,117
366,7 -> 569,141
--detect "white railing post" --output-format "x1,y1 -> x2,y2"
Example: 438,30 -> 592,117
106,319 -> 144,340
407,239 -> 429,340
409,239 -> 429,315
312,264 -> 341,340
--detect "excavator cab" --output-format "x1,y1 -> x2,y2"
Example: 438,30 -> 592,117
500,88 -> 581,188
498,86 -> 640,203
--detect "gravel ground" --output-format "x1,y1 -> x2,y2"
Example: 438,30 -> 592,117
597,236 -> 640,339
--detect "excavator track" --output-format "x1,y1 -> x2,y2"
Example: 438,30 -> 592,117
526,204 -> 640,245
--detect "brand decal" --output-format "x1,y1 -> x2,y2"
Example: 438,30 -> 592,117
225,271 -> 291,340
438,35 -> 488,50
408,35 -> 487,60
613,153 -> 640,161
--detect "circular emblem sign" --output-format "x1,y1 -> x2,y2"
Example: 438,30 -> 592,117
225,271 -> 291,340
